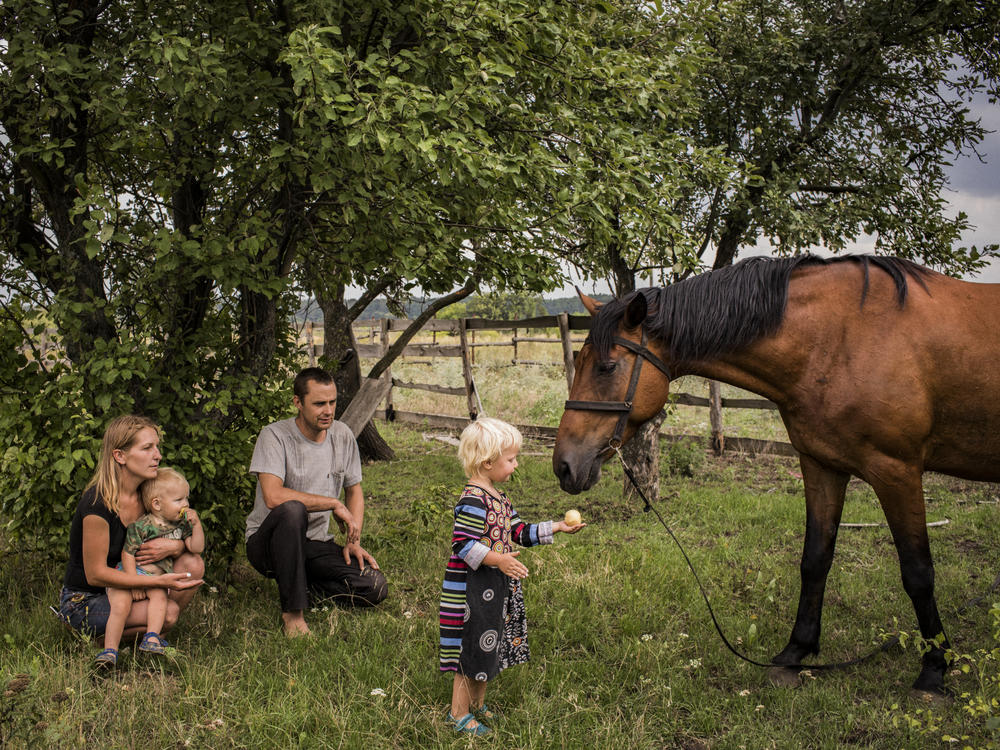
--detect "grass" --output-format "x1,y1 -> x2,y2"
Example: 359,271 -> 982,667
5,422 -> 1000,749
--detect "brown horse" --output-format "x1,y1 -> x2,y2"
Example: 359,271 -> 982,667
552,254 -> 1000,693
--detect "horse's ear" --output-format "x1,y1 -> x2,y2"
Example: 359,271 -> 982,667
577,287 -> 602,317
623,293 -> 647,330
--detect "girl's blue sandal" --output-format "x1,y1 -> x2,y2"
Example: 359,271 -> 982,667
138,632 -> 168,655
93,648 -> 118,671
448,712 -> 491,736
474,704 -> 496,721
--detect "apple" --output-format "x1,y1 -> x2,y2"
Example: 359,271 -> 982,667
564,509 -> 582,526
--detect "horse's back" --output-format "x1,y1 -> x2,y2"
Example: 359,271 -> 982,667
785,265 -> 1000,481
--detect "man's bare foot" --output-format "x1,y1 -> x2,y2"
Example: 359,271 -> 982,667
281,612 -> 312,638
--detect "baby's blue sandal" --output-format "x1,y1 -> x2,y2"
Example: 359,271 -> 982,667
448,712 -> 491,736
93,648 -> 118,671
138,632 -> 168,655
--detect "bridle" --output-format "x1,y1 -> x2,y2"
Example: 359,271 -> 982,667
563,328 -> 672,448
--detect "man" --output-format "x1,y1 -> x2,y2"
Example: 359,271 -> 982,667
245,367 -> 387,636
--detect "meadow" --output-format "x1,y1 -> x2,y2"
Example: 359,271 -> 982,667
4,335 -> 1000,748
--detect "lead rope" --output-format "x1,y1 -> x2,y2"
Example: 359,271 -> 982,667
613,445 -> 899,672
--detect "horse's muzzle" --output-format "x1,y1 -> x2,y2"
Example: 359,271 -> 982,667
553,450 -> 605,494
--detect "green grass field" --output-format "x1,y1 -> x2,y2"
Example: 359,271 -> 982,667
4,421 -> 1000,749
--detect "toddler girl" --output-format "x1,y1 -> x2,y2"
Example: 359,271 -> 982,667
438,417 -> 584,736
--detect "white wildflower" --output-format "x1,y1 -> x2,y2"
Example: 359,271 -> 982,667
370,688 -> 386,697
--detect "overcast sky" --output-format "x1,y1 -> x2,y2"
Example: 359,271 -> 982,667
945,92 -> 1000,281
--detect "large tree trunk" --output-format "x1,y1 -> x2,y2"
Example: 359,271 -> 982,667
622,410 -> 666,507
316,286 -> 395,462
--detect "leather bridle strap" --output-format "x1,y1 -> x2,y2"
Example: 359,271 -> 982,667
563,330 -> 671,447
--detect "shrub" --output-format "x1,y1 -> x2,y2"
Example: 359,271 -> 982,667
662,438 -> 705,477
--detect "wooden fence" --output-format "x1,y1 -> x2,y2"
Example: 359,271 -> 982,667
304,315 -> 795,457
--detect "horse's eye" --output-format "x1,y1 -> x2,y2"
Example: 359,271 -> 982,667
597,360 -> 617,374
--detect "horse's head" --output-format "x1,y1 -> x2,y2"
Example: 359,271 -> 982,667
553,290 -> 673,494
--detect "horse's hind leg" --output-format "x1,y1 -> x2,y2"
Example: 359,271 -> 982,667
867,463 -> 949,693
772,454 -> 849,668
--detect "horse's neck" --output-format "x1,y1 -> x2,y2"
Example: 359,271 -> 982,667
677,343 -> 796,406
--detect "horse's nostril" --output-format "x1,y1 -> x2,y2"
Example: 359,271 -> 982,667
554,459 -> 569,481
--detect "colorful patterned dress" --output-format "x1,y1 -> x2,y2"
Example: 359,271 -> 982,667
439,484 -> 553,681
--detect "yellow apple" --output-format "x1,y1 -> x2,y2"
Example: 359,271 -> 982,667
564,509 -> 582,526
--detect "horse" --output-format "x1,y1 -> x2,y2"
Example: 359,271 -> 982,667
552,254 -> 1000,693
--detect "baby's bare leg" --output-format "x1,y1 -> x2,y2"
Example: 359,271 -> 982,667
142,571 -> 169,635
104,587 -> 133,651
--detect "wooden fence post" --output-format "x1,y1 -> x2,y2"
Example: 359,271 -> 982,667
458,318 -> 478,419
305,321 -> 315,366
512,326 -> 518,365
557,312 -> 574,391
709,380 -> 724,455
380,319 -> 395,419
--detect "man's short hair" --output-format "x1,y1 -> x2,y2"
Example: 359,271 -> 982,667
458,417 -> 522,478
294,367 -> 335,400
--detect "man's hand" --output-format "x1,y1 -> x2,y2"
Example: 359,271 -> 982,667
134,537 -> 184,567
131,588 -> 147,602
342,541 -> 379,572
333,502 -> 360,545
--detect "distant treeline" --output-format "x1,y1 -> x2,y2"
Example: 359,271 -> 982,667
296,294 -> 615,324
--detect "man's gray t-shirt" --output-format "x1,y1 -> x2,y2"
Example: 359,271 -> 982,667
245,418 -> 362,542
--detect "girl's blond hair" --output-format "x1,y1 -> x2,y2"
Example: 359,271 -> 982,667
85,415 -> 160,515
140,466 -> 189,513
458,417 -> 522,478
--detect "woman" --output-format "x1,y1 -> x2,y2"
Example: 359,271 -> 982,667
57,415 -> 204,666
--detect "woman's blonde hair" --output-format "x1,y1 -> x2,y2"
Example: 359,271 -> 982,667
458,417 -> 522,478
140,466 -> 189,513
85,415 -> 160,514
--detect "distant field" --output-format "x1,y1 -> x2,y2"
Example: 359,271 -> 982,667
331,325 -> 789,443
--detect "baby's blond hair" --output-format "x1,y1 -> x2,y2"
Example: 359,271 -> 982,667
140,466 -> 190,513
458,417 -> 522,478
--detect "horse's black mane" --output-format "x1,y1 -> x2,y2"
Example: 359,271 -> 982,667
589,254 -> 931,364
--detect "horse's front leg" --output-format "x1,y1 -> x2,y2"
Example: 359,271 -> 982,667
867,463 -> 949,694
772,454 -> 849,668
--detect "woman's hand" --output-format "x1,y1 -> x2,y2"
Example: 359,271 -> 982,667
131,588 -> 148,602
554,520 -> 587,534
135,537 -> 185,567
159,571 -> 204,591
497,551 -> 529,580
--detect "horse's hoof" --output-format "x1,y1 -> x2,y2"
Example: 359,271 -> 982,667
767,667 -> 801,688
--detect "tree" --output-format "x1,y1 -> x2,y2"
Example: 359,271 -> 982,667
268,1 -> 728,456
466,293 -> 547,321
681,0 -> 1000,275
0,0 -> 724,550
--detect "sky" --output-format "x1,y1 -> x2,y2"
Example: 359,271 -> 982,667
944,92 -> 1000,282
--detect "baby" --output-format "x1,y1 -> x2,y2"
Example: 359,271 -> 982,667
100,467 -> 204,664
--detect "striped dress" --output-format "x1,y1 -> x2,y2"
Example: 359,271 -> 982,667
438,484 -> 553,681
